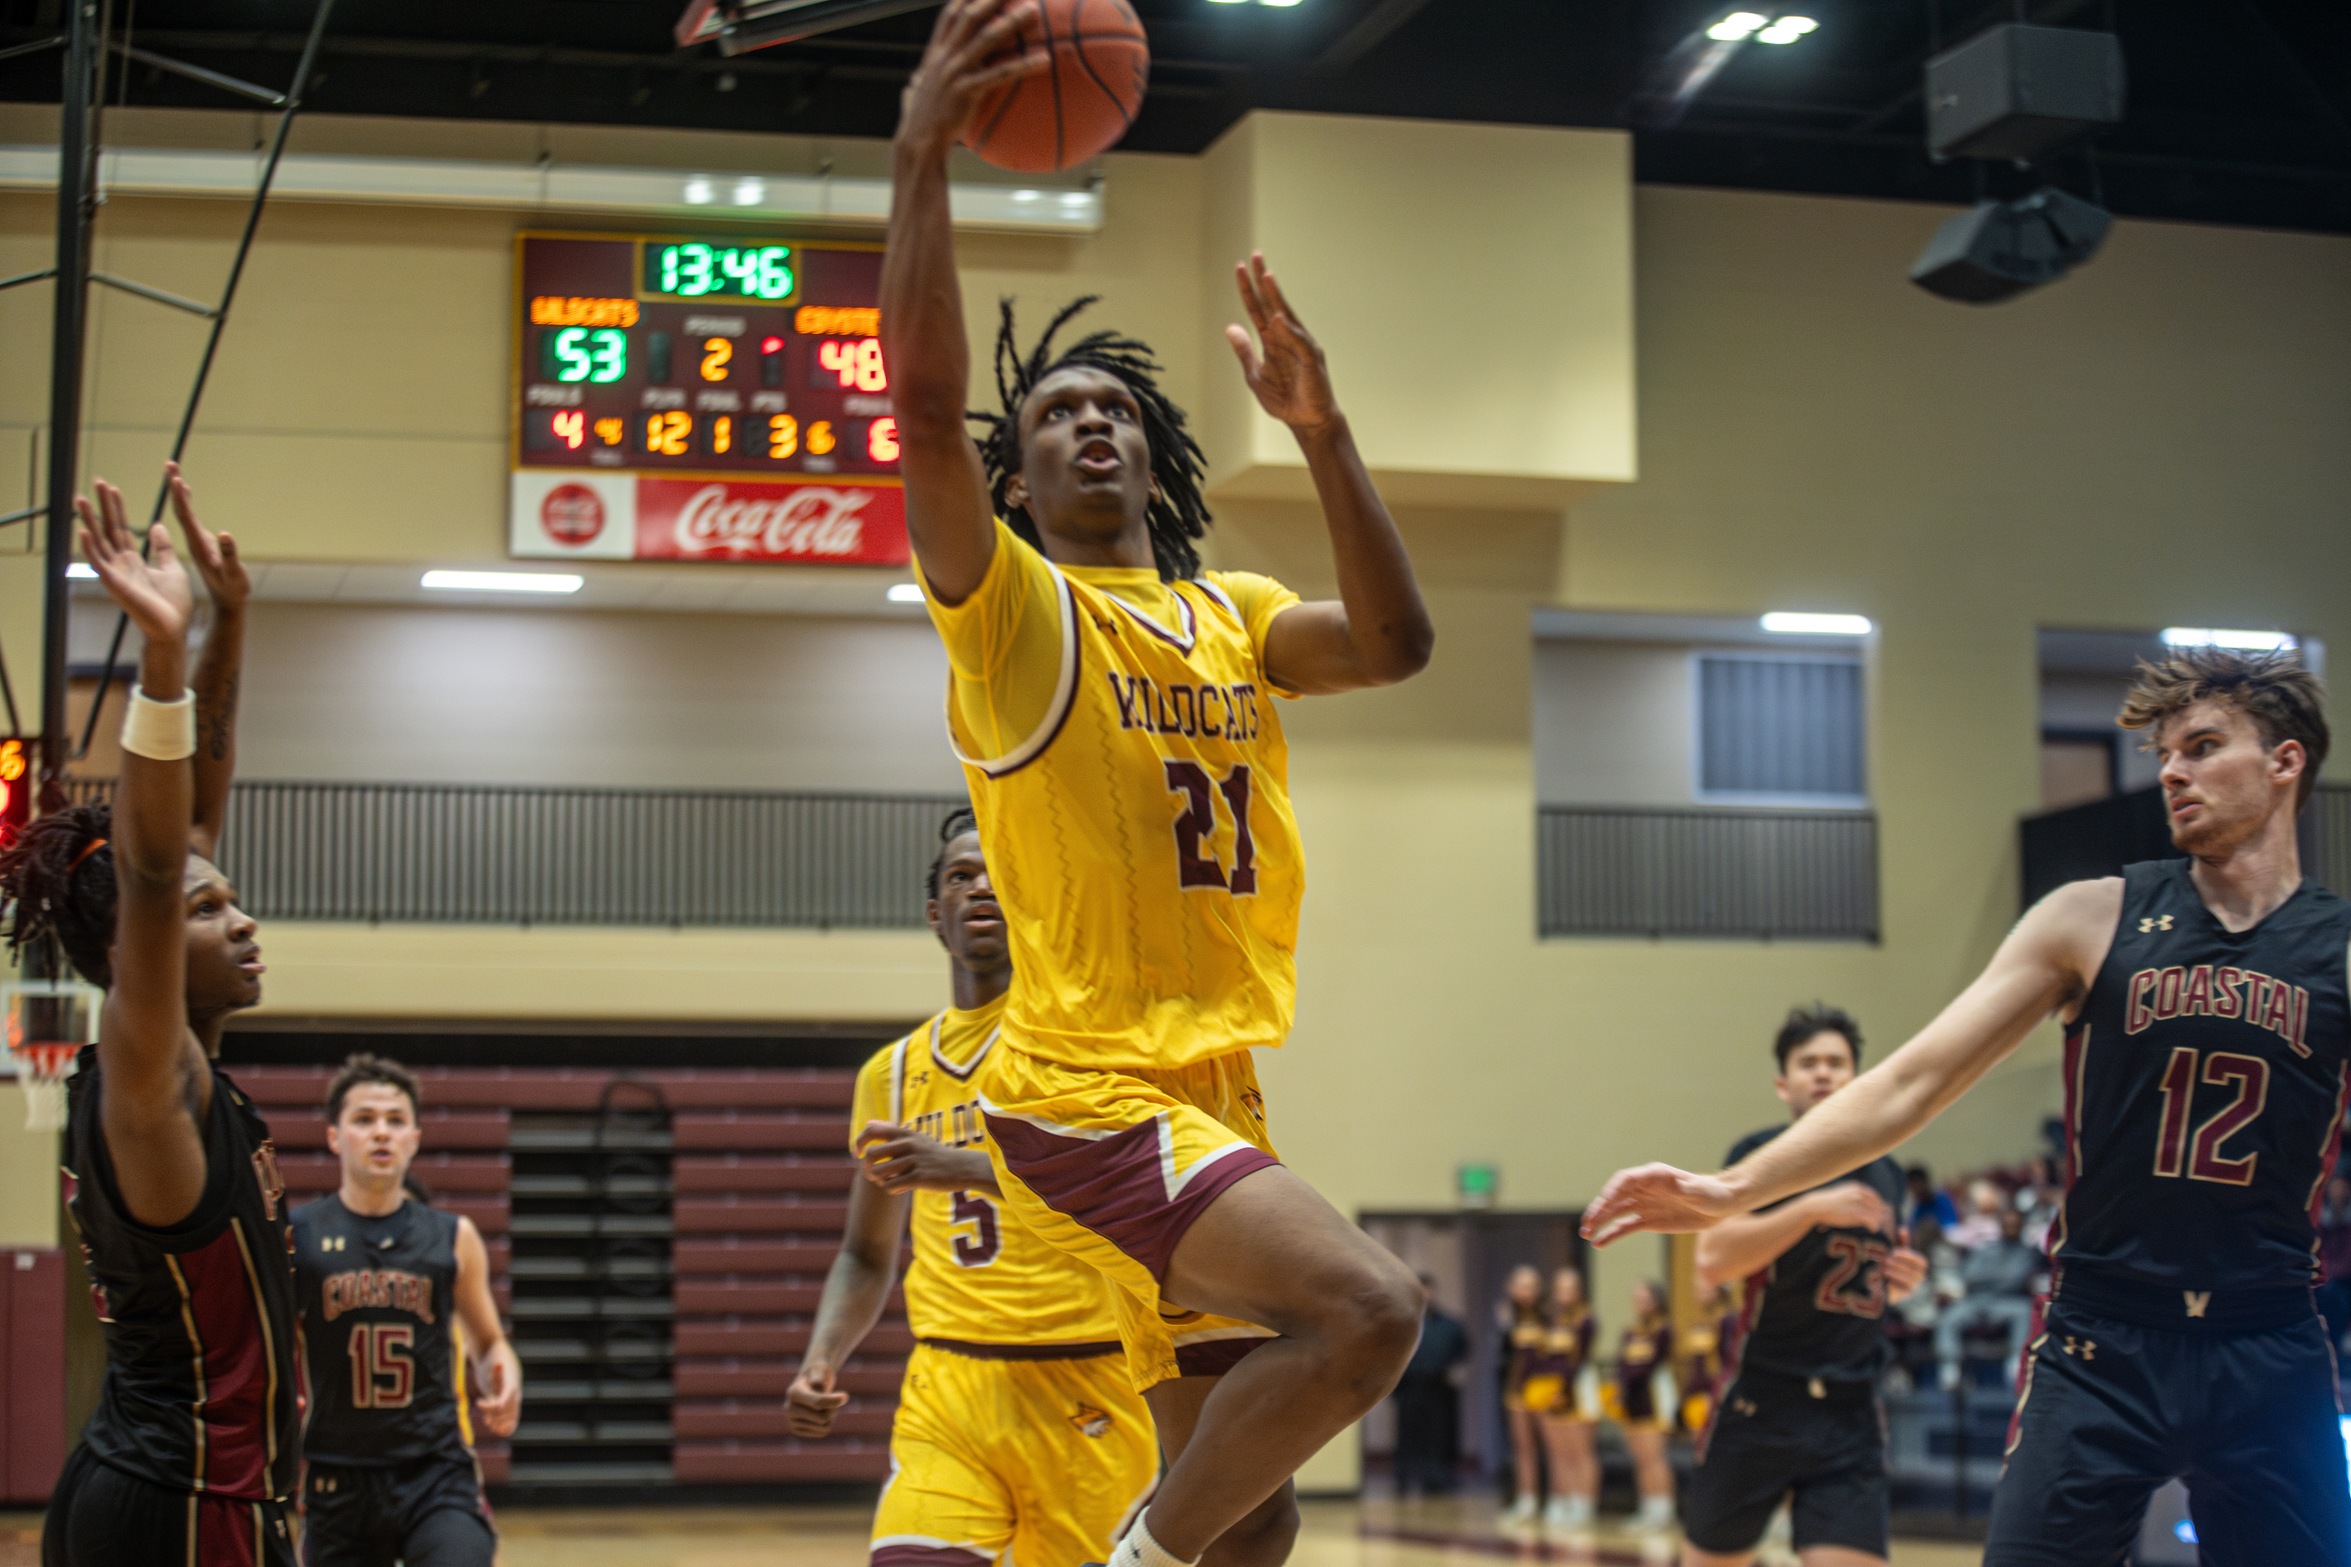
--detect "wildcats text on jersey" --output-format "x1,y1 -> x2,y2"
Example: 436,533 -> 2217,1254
2124,963 -> 2311,1054
1105,673 -> 1268,742
320,1269 -> 437,1324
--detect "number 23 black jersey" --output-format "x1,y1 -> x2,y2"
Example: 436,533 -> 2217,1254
292,1196 -> 470,1466
2053,859 -> 2351,1294
1723,1127 -> 1906,1383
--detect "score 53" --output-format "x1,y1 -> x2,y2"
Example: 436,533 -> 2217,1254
543,327 -> 627,384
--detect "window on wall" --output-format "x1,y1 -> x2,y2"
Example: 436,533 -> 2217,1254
1695,652 -> 1866,805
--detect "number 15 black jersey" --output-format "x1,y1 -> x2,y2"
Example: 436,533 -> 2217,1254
2054,860 -> 2351,1295
292,1196 -> 470,1466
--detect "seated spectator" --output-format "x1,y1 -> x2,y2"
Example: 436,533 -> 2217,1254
1934,1208 -> 2041,1391
1906,1164 -> 1958,1232
1944,1177 -> 2007,1252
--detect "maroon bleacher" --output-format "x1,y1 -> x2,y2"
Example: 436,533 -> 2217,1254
226,1062 -> 889,1487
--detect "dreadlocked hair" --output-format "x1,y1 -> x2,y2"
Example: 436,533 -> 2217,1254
969,296 -> 1211,582
0,804 -> 118,989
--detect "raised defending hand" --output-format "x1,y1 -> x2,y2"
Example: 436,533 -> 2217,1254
77,477 -> 193,648
857,1120 -> 992,1195
897,0 -> 1050,154
1884,1232 -> 1930,1305
166,463 -> 248,616
786,1361 -> 850,1438
1580,1163 -> 1740,1245
1226,252 -> 1340,435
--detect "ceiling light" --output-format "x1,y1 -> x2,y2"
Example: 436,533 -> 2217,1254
887,582 -> 926,604
1756,15 -> 1818,44
2160,627 -> 2297,653
1206,0 -> 1247,5
1706,11 -> 1768,42
421,570 -> 584,595
1761,611 -> 1872,636
732,177 -> 765,206
66,562 -> 96,579
1257,0 -> 1305,7
683,176 -> 715,206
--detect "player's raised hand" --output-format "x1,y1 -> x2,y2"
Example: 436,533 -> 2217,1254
1580,1163 -> 1740,1245
786,1361 -> 851,1438
76,477 -> 193,647
165,462 -> 248,615
1226,252 -> 1340,436
897,0 -> 1050,154
1884,1231 -> 1930,1305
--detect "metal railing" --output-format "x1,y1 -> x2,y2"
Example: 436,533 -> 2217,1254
1537,805 -> 1879,941
60,779 -> 967,929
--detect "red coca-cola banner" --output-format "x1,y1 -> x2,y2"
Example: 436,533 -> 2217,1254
634,477 -> 908,566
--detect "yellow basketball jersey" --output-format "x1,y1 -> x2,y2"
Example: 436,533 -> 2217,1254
849,1002 -> 1124,1345
925,523 -> 1305,1071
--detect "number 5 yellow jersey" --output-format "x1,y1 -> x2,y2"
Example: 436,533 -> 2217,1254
922,522 -> 1305,1072
850,1000 -> 1124,1347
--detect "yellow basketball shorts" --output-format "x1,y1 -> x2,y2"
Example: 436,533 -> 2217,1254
979,1041 -> 1283,1392
872,1341 -> 1158,1567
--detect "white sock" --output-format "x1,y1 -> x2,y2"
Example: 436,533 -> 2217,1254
1110,1516 -> 1198,1567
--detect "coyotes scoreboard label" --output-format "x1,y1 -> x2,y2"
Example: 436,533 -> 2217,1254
509,232 -> 907,568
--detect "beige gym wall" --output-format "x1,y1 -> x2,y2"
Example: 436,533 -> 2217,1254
5,111 -> 2351,1492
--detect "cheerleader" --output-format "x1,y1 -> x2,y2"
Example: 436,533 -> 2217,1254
1499,1266 -> 1553,1529
1607,1280 -> 1679,1535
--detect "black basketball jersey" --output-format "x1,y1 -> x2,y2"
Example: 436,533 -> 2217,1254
1723,1126 -> 1906,1383
2052,859 -> 2351,1297
62,1050 -> 301,1502
293,1195 -> 472,1466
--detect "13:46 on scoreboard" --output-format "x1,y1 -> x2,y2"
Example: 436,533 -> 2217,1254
508,231 -> 909,568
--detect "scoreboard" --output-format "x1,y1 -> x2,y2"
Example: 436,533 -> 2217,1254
508,232 -> 908,568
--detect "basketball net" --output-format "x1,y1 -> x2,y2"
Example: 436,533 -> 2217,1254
3,979 -> 98,1134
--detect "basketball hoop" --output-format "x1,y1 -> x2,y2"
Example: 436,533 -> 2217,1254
3,978 -> 98,1133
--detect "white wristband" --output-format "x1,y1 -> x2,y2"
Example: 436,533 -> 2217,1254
121,689 -> 197,761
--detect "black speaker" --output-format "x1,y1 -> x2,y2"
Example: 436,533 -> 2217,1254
1910,187 -> 2113,304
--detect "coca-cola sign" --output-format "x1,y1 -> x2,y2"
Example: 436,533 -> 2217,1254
510,471 -> 908,567
634,477 -> 909,567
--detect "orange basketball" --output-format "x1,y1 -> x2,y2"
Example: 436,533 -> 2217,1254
963,0 -> 1149,174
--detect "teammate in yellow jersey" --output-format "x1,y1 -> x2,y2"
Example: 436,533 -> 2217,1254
788,810 -> 1157,1567
880,8 -> 1438,1567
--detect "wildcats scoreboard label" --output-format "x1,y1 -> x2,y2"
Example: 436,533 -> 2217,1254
508,231 -> 908,567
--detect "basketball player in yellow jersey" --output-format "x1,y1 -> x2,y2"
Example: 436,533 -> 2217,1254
788,809 -> 1156,1567
883,8 -> 1437,1567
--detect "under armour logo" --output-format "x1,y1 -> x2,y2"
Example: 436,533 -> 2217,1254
909,1071 -> 932,1089
2061,1335 -> 2097,1360
322,1235 -> 347,1253
2184,1290 -> 2211,1318
2140,915 -> 2175,934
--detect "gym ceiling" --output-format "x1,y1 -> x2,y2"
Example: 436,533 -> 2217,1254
2,0 -> 2348,235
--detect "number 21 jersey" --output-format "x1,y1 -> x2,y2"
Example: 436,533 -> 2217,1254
2054,859 -> 2351,1293
924,522 -> 1304,1071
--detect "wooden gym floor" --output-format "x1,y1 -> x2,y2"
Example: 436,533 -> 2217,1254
3,1496 -> 1984,1566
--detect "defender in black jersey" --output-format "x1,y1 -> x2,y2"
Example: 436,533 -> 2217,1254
0,470 -> 302,1567
1587,648 -> 2351,1567
1681,1007 -> 1923,1567
293,1055 -> 518,1567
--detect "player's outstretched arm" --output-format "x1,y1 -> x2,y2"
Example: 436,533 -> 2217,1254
787,1146 -> 912,1439
1693,1182 -> 1891,1290
858,1120 -> 998,1196
881,0 -> 1048,605
1230,254 -> 1433,695
1585,877 -> 2121,1246
453,1216 -> 523,1438
171,464 -> 249,862
77,479 -> 211,1229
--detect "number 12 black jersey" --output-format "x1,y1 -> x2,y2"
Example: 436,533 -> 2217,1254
2054,860 -> 2351,1295
292,1196 -> 470,1466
